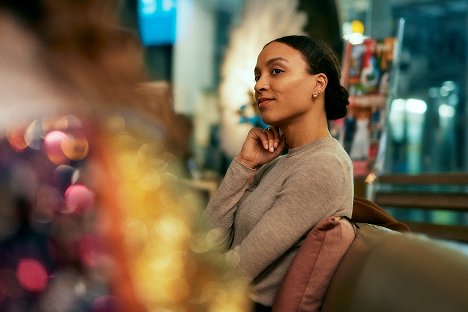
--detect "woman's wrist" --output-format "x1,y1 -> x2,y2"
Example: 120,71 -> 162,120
234,156 -> 258,171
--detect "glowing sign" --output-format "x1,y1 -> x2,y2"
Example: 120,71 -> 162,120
138,0 -> 177,45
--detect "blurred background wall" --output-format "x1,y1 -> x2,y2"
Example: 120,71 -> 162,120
116,0 -> 467,177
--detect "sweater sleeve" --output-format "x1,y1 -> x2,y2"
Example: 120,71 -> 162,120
234,154 -> 353,281
204,158 -> 257,248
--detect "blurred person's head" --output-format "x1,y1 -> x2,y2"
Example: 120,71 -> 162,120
0,0 -> 192,157
0,0 -> 144,113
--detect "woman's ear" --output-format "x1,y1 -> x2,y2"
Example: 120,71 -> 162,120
314,73 -> 328,95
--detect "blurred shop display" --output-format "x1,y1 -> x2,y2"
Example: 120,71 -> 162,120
338,0 -> 467,175
330,36 -> 397,178
379,1 -> 467,175
375,0 -> 467,235
338,0 -> 468,242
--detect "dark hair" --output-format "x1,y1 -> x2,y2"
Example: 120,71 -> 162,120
0,1 -> 44,26
266,35 -> 349,120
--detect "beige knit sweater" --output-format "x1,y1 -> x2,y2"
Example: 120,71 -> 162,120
205,137 -> 353,306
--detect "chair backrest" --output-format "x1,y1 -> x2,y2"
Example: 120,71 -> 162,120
321,223 -> 468,312
352,195 -> 410,232
370,173 -> 468,242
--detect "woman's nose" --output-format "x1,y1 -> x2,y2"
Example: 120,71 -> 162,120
254,77 -> 269,93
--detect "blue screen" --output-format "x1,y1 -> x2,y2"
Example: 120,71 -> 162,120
138,0 -> 177,46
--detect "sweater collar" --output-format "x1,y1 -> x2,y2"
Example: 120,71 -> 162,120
286,136 -> 336,157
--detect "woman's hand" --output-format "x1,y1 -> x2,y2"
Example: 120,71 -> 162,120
236,127 -> 287,169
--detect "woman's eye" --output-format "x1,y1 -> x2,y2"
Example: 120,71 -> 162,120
271,68 -> 283,75
254,75 -> 260,82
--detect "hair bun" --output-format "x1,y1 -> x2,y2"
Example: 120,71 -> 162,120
325,85 -> 349,120
337,85 -> 350,106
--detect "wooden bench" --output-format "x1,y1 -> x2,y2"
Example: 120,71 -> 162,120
369,173 -> 468,242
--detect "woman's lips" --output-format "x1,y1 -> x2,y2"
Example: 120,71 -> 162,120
257,98 -> 274,108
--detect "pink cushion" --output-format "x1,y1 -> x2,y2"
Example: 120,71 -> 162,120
272,216 -> 356,312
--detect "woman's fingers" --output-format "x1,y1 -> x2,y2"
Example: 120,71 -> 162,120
260,127 -> 281,153
271,127 -> 280,148
260,127 -> 273,152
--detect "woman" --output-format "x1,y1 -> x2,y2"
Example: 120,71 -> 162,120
0,1 -> 249,311
205,35 -> 353,310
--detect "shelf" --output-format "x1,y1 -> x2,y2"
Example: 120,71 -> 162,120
349,94 -> 387,108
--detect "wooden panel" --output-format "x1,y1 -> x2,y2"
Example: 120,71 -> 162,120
375,192 -> 468,211
378,173 -> 468,185
405,222 -> 468,243
373,173 -> 468,242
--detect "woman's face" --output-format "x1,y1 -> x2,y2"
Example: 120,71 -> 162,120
254,42 -> 317,127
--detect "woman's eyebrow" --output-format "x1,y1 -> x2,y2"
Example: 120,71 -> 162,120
266,57 -> 288,66
255,57 -> 289,73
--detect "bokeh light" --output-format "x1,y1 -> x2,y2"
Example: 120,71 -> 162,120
153,216 -> 188,243
24,120 -> 43,150
44,131 -> 69,165
62,134 -> 89,161
139,168 -> 162,191
6,125 -> 28,151
64,184 -> 95,214
16,259 -> 48,292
